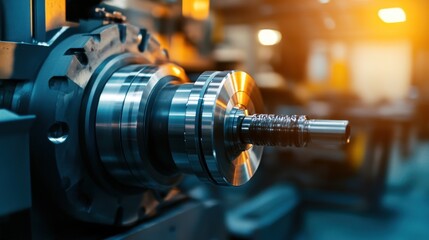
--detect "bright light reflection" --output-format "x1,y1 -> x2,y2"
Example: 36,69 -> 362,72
378,7 -> 406,23
257,29 -> 282,46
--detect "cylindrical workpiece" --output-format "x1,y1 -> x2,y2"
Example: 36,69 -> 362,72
239,114 -> 350,147
306,119 -> 350,145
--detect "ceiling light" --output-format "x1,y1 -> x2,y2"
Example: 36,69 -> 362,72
258,29 -> 282,46
319,0 -> 330,4
378,7 -> 406,23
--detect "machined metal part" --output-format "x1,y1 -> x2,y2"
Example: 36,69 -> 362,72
2,12 -> 351,226
95,63 -> 188,189
27,23 -> 174,226
166,71 -> 349,186
239,114 -> 350,147
95,68 -> 351,188
95,70 -> 265,187
169,71 -> 265,186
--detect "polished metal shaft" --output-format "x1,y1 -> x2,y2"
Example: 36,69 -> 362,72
239,114 -> 350,147
94,66 -> 351,188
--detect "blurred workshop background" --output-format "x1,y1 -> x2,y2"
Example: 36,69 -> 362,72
1,0 -> 428,239
102,0 -> 429,239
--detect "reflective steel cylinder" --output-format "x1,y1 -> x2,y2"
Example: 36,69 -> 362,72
239,114 -> 350,147
93,65 -> 351,188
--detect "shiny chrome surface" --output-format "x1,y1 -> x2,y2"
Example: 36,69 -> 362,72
168,84 -> 193,173
307,119 -> 351,145
96,63 -> 188,188
167,71 -> 265,186
183,72 -> 218,181
95,64 -> 350,188
199,71 -> 264,186
239,114 -> 350,147
96,64 -> 142,186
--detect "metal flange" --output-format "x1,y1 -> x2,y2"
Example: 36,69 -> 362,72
168,71 -> 265,186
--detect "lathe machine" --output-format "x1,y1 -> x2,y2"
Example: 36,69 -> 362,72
0,0 -> 349,239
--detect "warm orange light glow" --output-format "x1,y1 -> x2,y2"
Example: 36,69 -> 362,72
378,7 -> 406,23
45,0 -> 66,31
182,0 -> 210,20
171,66 -> 182,76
